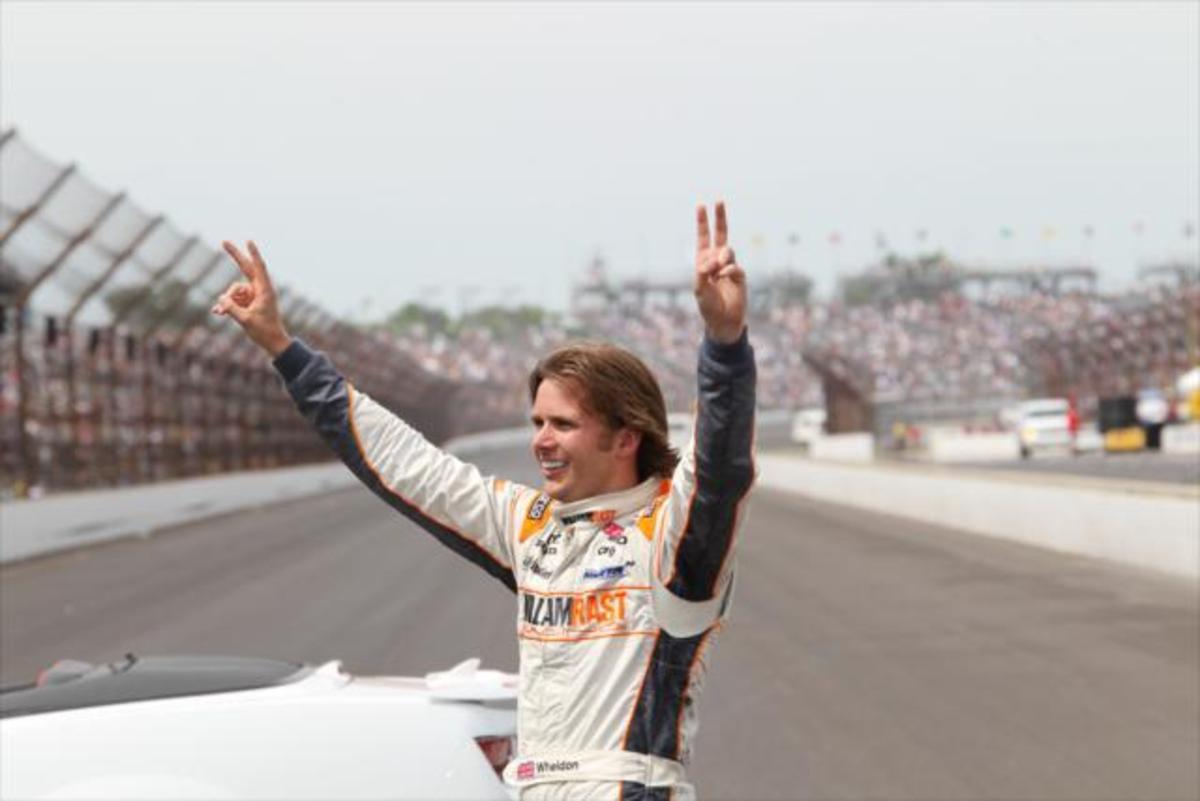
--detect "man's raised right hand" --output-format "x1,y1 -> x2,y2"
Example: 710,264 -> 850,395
212,240 -> 293,358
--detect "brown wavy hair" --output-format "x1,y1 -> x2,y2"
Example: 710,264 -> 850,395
528,341 -> 679,480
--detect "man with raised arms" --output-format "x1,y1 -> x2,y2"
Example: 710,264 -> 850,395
213,202 -> 756,800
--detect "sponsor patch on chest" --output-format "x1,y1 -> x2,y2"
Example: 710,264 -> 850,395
521,589 -> 628,628
583,564 -> 628,581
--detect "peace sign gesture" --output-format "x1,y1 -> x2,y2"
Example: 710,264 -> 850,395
212,240 -> 293,357
694,201 -> 747,344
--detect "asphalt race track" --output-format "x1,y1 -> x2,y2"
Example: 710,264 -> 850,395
2,446 -> 1197,800
972,451 -> 1200,486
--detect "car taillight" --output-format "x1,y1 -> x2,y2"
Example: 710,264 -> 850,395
475,735 -> 516,776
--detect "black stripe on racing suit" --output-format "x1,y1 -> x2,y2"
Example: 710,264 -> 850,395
620,629 -> 712,800
621,332 -> 755,798
666,330 -> 756,601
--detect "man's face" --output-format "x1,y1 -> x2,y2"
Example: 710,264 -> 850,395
529,378 -> 637,503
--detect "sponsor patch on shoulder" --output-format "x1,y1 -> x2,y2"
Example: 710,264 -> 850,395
528,494 -> 551,520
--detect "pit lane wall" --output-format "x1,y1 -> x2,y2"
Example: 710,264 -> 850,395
756,453 -> 1199,580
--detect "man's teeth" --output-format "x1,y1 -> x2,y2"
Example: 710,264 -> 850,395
542,460 -> 566,469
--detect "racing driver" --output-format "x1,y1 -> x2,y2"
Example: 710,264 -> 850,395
212,201 -> 756,800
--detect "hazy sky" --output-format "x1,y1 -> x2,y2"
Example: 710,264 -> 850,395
2,1 -> 1197,320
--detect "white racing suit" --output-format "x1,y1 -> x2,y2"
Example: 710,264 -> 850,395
273,332 -> 756,800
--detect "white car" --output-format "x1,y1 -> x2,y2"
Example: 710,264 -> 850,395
1,654 -> 518,800
1014,398 -> 1072,458
667,412 -> 694,454
790,407 -> 826,450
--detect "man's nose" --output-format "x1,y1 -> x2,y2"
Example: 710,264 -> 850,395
532,424 -> 555,450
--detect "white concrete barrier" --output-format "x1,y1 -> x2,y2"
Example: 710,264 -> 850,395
443,427 -> 530,456
926,429 -> 1020,463
1162,423 -> 1200,455
756,454 -> 1199,579
0,464 -> 356,564
809,433 -> 875,463
0,411 -> 791,565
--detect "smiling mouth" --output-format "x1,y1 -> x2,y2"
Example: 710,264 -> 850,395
539,459 -> 567,477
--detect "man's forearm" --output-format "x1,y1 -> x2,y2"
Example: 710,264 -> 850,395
663,330 -> 757,602
272,338 -> 518,591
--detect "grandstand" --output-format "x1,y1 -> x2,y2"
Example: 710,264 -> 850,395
803,259 -> 1197,436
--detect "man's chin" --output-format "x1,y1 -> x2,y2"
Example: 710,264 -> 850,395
543,479 -> 584,503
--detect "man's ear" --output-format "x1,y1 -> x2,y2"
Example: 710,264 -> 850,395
616,428 -> 642,460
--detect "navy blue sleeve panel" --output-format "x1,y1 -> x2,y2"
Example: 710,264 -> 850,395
621,629 -> 714,764
271,338 -> 517,593
665,329 -> 756,602
272,338 -> 310,383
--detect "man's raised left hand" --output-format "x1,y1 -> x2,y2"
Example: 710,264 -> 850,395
693,201 -> 747,344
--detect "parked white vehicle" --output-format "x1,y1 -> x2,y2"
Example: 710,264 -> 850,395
1,654 -> 518,800
1072,424 -> 1104,453
790,407 -> 826,449
1014,398 -> 1072,458
667,412 -> 694,454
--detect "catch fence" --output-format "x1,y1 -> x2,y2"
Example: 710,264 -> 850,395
0,131 -> 467,497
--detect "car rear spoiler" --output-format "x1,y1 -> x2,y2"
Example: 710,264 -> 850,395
424,658 -> 517,701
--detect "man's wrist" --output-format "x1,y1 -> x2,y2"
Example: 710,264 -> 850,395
261,330 -> 293,358
702,326 -> 751,363
705,323 -> 746,345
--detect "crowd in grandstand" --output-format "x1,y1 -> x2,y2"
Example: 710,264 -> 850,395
3,264 -> 1198,496
380,278 -> 1197,420
381,297 -> 825,423
803,291 -> 1117,402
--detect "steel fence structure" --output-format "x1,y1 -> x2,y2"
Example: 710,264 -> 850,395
0,131 -> 465,497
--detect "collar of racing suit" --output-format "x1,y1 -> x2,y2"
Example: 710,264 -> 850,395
550,476 -> 664,527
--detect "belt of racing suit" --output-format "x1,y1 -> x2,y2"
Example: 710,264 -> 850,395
502,750 -> 690,790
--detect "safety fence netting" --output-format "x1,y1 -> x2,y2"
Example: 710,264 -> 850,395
0,131 -> 475,498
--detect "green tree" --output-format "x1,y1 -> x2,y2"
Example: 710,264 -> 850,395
105,278 -> 211,330
383,302 -> 451,335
